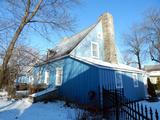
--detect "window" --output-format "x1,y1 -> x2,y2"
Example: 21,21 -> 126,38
29,76 -> 33,83
44,70 -> 50,85
133,73 -> 138,87
55,67 -> 63,86
91,42 -> 99,58
37,71 -> 42,81
115,71 -> 123,88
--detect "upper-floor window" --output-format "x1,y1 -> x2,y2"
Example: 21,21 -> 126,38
44,70 -> 50,85
91,41 -> 99,59
115,71 -> 123,88
55,67 -> 63,86
133,73 -> 138,87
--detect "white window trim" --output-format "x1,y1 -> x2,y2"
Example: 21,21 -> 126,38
115,71 -> 123,89
37,71 -> 42,81
55,67 -> 63,86
44,70 -> 50,85
91,41 -> 99,59
133,73 -> 138,87
30,76 -> 34,84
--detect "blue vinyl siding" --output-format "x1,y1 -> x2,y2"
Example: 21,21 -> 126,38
122,72 -> 145,100
71,21 -> 105,61
59,57 -> 100,107
16,74 -> 29,84
99,68 -> 116,90
33,56 -> 146,108
33,57 -> 101,107
99,68 -> 145,101
33,58 -> 66,86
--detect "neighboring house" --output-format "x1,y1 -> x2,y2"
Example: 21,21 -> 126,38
144,65 -> 160,84
15,64 -> 35,85
32,13 -> 146,109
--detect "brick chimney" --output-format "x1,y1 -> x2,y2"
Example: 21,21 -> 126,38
99,12 -> 117,64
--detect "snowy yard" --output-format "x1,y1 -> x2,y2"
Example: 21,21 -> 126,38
0,92 -> 82,120
0,91 -> 160,120
140,99 -> 160,114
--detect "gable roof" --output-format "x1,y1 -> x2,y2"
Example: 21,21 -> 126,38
48,24 -> 96,59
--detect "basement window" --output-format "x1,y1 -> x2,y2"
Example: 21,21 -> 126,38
91,41 -> 99,59
44,70 -> 50,85
133,73 -> 138,87
115,71 -> 123,89
55,67 -> 63,86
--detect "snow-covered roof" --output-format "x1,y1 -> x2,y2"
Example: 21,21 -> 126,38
144,65 -> 160,71
71,55 -> 144,73
48,24 -> 95,59
148,71 -> 160,77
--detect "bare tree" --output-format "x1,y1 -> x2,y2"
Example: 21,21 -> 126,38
0,41 -> 41,96
0,0 -> 79,88
122,52 -> 138,66
142,8 -> 160,63
123,27 -> 146,69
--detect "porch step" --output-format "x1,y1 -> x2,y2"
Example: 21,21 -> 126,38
28,87 -> 58,103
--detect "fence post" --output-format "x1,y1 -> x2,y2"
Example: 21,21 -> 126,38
141,104 -> 144,120
134,102 -> 137,119
150,107 -> 153,120
129,100 -> 132,120
137,103 -> 140,120
131,102 -> 134,119
115,89 -> 119,120
155,109 -> 159,120
145,105 -> 148,119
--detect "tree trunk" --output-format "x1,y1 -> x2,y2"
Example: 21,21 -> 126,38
1,14 -> 29,88
137,53 -> 141,69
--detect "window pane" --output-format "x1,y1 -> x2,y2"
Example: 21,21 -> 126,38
55,67 -> 63,86
44,70 -> 49,85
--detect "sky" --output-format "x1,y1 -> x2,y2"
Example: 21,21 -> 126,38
28,0 -> 160,63
1,0 -> 159,64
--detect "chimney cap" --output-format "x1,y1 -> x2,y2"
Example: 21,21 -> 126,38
98,12 -> 113,21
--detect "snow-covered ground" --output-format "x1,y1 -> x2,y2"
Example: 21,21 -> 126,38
140,99 -> 160,114
0,92 -> 82,120
0,91 -> 160,120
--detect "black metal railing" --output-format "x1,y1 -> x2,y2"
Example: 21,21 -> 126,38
103,88 -> 159,120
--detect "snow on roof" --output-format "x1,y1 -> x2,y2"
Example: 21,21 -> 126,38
71,55 -> 144,73
48,24 -> 96,59
148,71 -> 160,77
144,65 -> 160,71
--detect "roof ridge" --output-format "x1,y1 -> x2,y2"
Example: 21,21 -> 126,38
59,24 -> 96,44
48,23 -> 96,60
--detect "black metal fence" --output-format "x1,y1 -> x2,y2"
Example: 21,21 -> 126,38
103,88 -> 159,120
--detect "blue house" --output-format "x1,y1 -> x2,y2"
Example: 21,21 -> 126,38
32,13 -> 146,109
